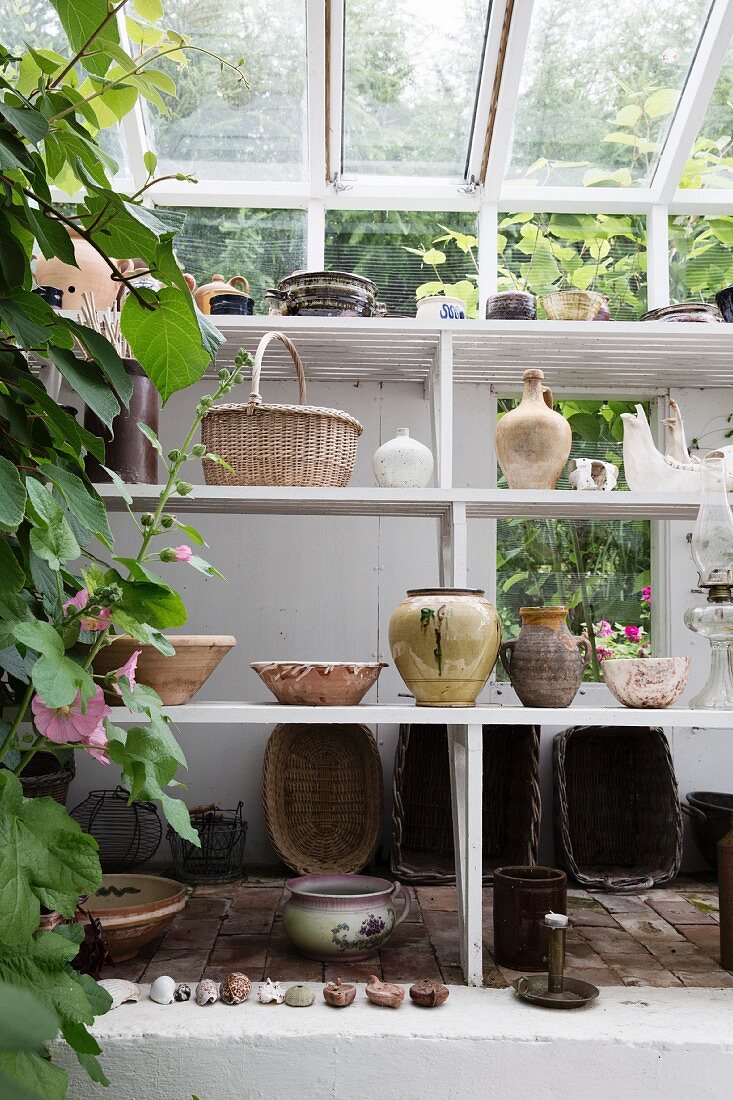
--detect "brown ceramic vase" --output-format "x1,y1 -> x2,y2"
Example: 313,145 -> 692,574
494,369 -> 572,489
500,606 -> 589,708
493,865 -> 567,971
84,359 -> 159,484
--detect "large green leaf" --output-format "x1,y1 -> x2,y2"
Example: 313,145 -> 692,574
64,320 -> 133,406
0,981 -> 59,1051
0,1051 -> 67,1100
42,464 -> 114,550
29,518 -> 81,570
47,347 -> 119,429
0,457 -> 26,530
31,652 -> 94,708
117,579 -> 187,629
49,0 -> 120,77
0,773 -> 102,942
0,537 -> 24,592
121,287 -> 213,401
0,101 -> 48,146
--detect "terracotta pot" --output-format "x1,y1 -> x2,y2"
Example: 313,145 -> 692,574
84,359 -> 159,484
251,661 -> 386,705
500,606 -> 589,708
282,874 -> 410,961
541,289 -> 605,320
389,588 -> 501,707
602,656 -> 690,708
193,274 -> 250,315
493,865 -> 567,971
86,874 -> 187,962
34,227 -> 125,312
485,291 -> 536,320
495,368 -> 572,489
93,635 -> 236,705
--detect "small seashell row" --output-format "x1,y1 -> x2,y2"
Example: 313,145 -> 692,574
97,979 -> 140,1011
196,979 -> 219,1006
284,983 -> 315,1007
220,972 -> 251,1005
258,978 -> 285,1004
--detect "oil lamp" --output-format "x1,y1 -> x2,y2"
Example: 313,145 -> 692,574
684,456 -> 733,709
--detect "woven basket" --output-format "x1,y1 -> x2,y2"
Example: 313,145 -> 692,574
201,331 -> 363,486
553,725 -> 683,891
541,290 -> 605,320
19,752 -> 75,806
391,724 -> 540,884
262,723 -> 383,874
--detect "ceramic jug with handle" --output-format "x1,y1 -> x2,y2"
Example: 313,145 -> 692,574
494,368 -> 572,489
194,273 -> 250,314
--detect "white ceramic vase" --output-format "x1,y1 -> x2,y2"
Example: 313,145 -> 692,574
372,428 -> 434,488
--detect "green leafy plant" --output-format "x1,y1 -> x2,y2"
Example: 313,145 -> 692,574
404,225 -> 479,316
0,0 -> 250,1094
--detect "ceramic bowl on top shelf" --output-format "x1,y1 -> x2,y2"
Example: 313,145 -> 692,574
602,656 -> 690,709
485,291 -> 536,320
86,874 -> 187,961
540,289 -> 605,320
715,285 -> 733,322
251,661 -> 387,705
640,302 -> 722,323
416,294 -> 466,321
93,635 -> 236,705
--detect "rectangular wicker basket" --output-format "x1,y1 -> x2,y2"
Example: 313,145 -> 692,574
201,331 -> 362,487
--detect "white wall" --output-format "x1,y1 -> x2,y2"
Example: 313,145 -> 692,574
65,378 -> 733,873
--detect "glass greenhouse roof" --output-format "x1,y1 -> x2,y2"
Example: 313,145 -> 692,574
4,0 -> 733,209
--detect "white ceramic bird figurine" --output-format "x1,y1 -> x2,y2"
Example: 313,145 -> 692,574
621,403 -> 733,492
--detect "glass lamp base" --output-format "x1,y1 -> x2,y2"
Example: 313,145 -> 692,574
689,641 -> 733,710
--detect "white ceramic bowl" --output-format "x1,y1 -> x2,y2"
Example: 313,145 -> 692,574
603,657 -> 690,709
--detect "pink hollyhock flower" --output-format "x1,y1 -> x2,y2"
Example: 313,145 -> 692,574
597,620 -> 614,637
82,722 -> 111,765
173,545 -> 192,562
641,586 -> 652,605
596,645 -> 614,661
111,650 -> 141,696
624,624 -> 642,641
63,589 -> 110,632
32,685 -> 110,745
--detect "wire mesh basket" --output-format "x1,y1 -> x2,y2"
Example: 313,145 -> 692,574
168,803 -> 248,884
70,787 -> 162,872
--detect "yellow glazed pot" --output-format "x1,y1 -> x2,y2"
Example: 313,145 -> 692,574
389,588 -> 501,706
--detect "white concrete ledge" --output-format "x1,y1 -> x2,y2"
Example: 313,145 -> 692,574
55,985 -> 733,1100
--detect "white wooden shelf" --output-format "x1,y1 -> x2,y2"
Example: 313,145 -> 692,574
111,701 -> 733,729
207,315 -> 733,388
97,485 -> 716,521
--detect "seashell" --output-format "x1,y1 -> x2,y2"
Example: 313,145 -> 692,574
174,983 -> 191,1002
220,972 -> 251,1005
284,983 -> 315,1007
195,979 -> 219,1006
150,976 -> 176,1005
97,979 -> 140,1011
323,977 -> 356,1008
409,979 -> 449,1008
365,975 -> 404,1009
258,978 -> 285,1004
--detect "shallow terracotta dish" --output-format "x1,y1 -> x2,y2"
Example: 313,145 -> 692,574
86,874 -> 187,961
603,657 -> 690,709
94,635 -> 236,705
251,661 -> 387,705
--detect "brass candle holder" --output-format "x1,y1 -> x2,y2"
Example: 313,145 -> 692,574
512,913 -> 599,1009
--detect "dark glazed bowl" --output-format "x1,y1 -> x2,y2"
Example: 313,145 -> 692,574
210,293 -> 254,315
485,291 -> 537,320
684,792 -> 733,870
715,285 -> 733,322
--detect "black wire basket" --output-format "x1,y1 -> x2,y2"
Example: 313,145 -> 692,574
70,787 -> 162,872
168,803 -> 248,884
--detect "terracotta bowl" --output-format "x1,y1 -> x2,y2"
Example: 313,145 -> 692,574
251,661 -> 387,705
86,874 -> 187,961
603,657 -> 690,709
94,635 -> 236,705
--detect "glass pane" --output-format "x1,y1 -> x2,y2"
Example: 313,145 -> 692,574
341,0 -> 490,178
684,40 -> 733,188
497,212 -> 647,319
144,0 -> 307,181
506,0 -> 713,188
165,207 -> 307,312
496,396 -> 652,681
0,0 -> 128,179
669,214 -> 733,302
325,210 -> 479,316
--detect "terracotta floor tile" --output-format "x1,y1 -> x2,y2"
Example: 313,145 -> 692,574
592,894 -> 656,914
192,883 -> 239,898
615,968 -> 683,987
646,897 -> 718,926
209,935 -> 269,968
161,919 -> 221,948
220,908 -> 274,936
264,953 -> 323,982
180,896 -> 230,919
141,953 -> 210,981
569,907 -> 620,928
324,960 -> 382,983
99,959 -> 148,982
612,914 -> 685,942
567,967 -> 620,988
231,887 -> 283,910
675,969 -> 733,987
381,949 -> 442,984
415,887 -> 459,912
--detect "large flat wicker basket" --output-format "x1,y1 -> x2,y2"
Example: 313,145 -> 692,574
201,331 -> 363,486
262,723 -> 383,874
553,725 -> 683,891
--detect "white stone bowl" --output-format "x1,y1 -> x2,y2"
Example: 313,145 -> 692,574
602,657 -> 690,709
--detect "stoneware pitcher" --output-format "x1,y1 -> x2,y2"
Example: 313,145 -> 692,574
494,368 -> 572,489
389,588 -> 501,706
500,606 -> 590,708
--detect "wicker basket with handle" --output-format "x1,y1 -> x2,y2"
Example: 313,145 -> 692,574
201,330 -> 363,486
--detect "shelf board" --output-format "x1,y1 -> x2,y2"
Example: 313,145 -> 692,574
97,485 -> 708,521
206,315 -> 733,388
111,701 -> 733,729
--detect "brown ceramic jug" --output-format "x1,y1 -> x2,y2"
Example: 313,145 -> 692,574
84,359 -> 159,484
194,273 -> 250,314
493,866 -> 567,970
500,606 -> 590,708
494,368 -> 572,489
